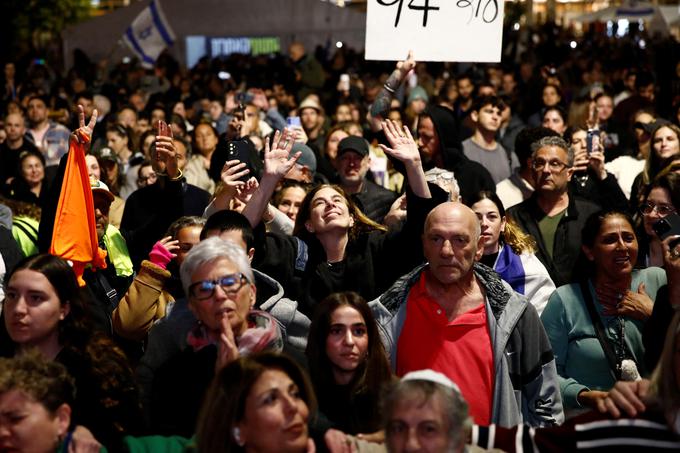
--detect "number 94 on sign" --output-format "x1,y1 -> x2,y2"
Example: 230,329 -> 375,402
377,0 -> 499,27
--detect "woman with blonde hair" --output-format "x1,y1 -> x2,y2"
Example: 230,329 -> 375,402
468,191 -> 556,314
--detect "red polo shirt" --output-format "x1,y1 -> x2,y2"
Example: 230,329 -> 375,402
396,272 -> 495,425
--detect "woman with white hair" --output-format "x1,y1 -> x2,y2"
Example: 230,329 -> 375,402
149,236 -> 284,437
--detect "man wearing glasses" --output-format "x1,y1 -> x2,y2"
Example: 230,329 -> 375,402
508,136 -> 600,286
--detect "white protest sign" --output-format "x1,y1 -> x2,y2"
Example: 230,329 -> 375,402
365,0 -> 505,62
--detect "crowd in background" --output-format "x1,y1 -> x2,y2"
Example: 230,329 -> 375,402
0,21 -> 680,452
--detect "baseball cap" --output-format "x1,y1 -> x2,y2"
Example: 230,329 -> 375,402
90,178 -> 115,203
337,136 -> 369,158
290,143 -> 317,173
94,147 -> 117,163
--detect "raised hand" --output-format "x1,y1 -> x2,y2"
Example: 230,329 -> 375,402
396,50 -> 416,77
263,129 -> 300,180
154,135 -> 179,178
73,104 -> 98,144
148,236 -> 178,270
379,119 -> 420,164
219,160 -> 249,196
235,177 -> 259,205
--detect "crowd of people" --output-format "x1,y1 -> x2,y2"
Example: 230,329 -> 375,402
0,24 -> 680,451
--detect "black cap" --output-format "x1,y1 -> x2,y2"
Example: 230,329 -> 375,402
635,118 -> 671,134
337,136 -> 369,158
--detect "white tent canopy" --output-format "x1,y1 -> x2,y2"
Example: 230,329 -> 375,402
572,1 -> 670,34
63,0 -> 366,68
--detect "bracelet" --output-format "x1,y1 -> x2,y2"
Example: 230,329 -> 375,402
383,83 -> 396,94
169,169 -> 184,181
157,169 -> 184,180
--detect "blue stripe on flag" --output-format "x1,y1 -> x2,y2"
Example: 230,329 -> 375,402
125,27 -> 155,65
150,0 -> 174,46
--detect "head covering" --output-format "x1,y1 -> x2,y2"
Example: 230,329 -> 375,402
95,147 -> 117,163
299,96 -> 323,114
90,178 -> 115,203
401,369 -> 463,396
337,136 -> 369,158
647,118 -> 673,135
408,86 -> 429,105
290,143 -> 317,173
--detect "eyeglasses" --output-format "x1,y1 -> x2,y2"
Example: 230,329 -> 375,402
639,201 -> 676,216
188,273 -> 249,300
531,158 -> 571,172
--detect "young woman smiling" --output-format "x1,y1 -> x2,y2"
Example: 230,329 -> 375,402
243,121 -> 446,315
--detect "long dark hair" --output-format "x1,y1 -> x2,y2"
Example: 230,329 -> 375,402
573,210 -> 638,281
0,254 -> 144,443
1,254 -> 90,353
305,292 -> 392,410
293,184 -> 386,245
466,190 -> 537,254
195,352 -> 315,452
644,123 -> 680,185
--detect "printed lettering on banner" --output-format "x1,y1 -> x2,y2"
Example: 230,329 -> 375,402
365,0 -> 505,62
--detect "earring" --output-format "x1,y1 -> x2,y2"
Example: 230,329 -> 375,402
233,427 -> 244,446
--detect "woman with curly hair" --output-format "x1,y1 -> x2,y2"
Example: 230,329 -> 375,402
0,254 -> 144,449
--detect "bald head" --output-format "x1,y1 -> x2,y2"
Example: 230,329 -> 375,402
423,202 -> 483,286
5,112 -> 26,144
425,202 -> 481,241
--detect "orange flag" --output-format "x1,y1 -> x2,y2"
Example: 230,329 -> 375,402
49,129 -> 107,285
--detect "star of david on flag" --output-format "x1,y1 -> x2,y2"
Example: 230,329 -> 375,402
122,0 -> 175,68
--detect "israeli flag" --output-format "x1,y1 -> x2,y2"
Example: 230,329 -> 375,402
123,0 -> 175,68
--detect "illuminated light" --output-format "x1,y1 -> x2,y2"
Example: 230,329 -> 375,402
513,22 -> 520,31
639,39 -> 646,49
570,40 -> 577,49
336,41 -> 343,48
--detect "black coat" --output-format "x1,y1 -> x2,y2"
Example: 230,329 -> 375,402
507,194 -> 601,287
351,179 -> 398,224
121,179 -> 210,269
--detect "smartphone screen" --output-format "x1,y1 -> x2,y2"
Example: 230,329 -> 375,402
287,116 -> 301,128
586,129 -> 599,155
653,213 -> 680,241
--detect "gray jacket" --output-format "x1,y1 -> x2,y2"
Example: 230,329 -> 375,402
370,263 -> 564,428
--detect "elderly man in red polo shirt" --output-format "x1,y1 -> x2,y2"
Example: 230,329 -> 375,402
372,202 -> 564,428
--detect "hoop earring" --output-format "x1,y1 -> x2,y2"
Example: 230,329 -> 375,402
233,427 -> 244,446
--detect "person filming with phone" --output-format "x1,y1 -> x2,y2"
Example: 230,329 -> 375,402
566,125 -> 628,212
